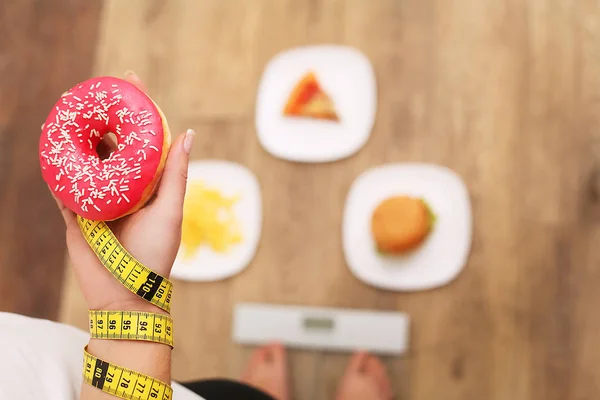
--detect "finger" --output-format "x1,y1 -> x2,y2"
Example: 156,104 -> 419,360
124,70 -> 148,92
151,129 -> 194,220
50,190 -> 77,228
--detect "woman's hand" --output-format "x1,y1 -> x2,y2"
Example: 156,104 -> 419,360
54,72 -> 194,313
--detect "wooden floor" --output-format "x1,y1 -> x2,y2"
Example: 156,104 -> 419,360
5,0 -> 600,399
0,0 -> 103,319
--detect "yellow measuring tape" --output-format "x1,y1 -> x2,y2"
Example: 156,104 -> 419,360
78,217 -> 173,313
78,216 -> 175,399
89,310 -> 174,347
84,347 -> 173,400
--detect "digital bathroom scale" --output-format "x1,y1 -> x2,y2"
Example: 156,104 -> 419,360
232,303 -> 409,355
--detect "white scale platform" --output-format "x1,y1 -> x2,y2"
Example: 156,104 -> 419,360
232,303 -> 410,355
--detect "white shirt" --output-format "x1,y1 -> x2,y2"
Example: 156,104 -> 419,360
0,312 -> 203,400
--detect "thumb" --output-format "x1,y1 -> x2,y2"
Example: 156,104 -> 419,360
152,129 -> 195,221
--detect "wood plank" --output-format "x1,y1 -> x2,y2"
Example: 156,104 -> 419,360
0,0 -> 103,319
58,0 -> 600,399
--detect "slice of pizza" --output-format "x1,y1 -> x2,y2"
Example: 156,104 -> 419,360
283,71 -> 339,121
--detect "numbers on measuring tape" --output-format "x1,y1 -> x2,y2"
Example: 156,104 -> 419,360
77,218 -> 176,398
89,310 -> 174,347
136,382 -> 146,393
141,277 -> 156,293
77,217 -> 173,313
84,347 -> 173,400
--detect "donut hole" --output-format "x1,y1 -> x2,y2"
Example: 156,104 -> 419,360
96,132 -> 118,160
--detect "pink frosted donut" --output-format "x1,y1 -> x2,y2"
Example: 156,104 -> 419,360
39,76 -> 171,221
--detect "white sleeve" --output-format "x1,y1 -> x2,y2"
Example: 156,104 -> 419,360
0,312 -> 204,400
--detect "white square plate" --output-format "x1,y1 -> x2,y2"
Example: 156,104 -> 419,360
342,163 -> 472,291
256,45 -> 377,163
170,160 -> 262,282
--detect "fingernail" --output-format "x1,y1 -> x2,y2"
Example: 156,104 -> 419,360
183,129 -> 195,154
124,70 -> 138,79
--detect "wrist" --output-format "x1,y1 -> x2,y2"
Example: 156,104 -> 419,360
91,298 -> 171,316
86,338 -> 172,384
85,300 -> 173,384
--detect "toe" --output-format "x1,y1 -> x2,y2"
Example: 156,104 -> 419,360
266,342 -> 287,365
241,345 -> 270,381
258,342 -> 290,400
347,351 -> 370,374
365,356 -> 384,378
366,356 -> 392,399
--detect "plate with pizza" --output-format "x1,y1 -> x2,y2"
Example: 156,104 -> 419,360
256,45 -> 376,163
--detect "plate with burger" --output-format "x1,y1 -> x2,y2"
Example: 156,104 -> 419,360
342,163 -> 472,291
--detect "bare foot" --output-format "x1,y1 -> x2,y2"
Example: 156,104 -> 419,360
241,342 -> 290,400
336,352 -> 392,400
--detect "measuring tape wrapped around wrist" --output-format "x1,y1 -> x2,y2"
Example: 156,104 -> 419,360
84,347 -> 173,400
89,310 -> 174,347
78,217 -> 173,313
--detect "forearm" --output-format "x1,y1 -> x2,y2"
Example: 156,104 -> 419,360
81,339 -> 171,400
80,302 -> 172,400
